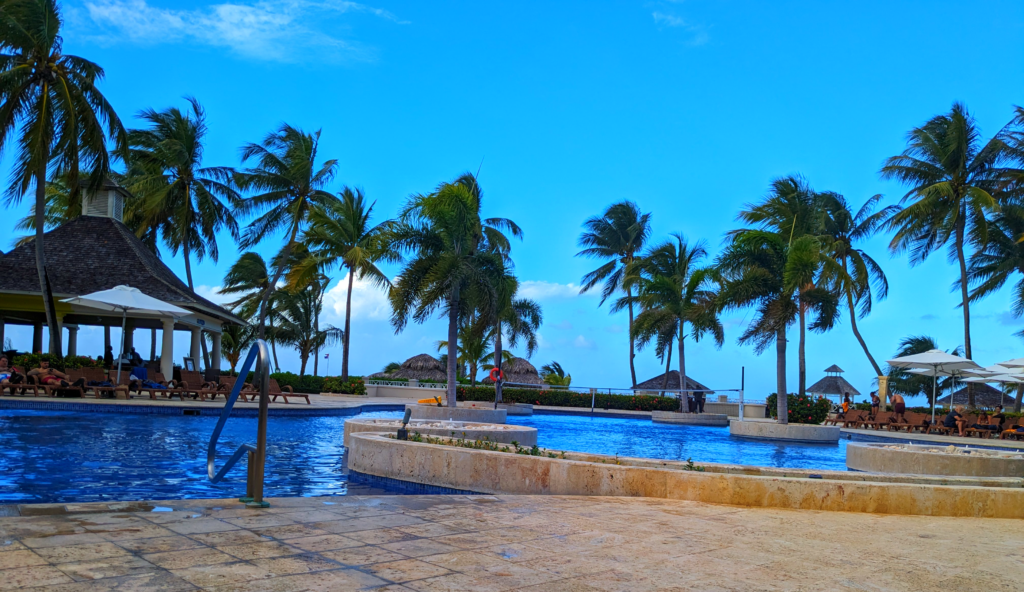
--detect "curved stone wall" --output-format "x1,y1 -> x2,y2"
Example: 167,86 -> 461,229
847,443 -> 1024,477
729,420 -> 840,442
406,404 -> 507,424
347,432 -> 1024,519
343,418 -> 537,448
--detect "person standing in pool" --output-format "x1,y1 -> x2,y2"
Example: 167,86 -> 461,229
891,392 -> 906,423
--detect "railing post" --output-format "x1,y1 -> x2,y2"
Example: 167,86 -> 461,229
738,366 -> 745,421
249,351 -> 270,508
590,388 -> 596,412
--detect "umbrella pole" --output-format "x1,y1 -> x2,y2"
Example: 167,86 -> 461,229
116,310 -> 127,386
931,369 -> 937,424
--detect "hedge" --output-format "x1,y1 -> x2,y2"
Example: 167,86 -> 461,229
455,385 -> 680,412
10,354 -> 104,371
267,372 -> 365,395
765,393 -> 831,424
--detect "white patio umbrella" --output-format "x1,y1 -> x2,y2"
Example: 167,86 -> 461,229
997,357 -> 1024,369
62,286 -> 189,384
887,349 -> 980,424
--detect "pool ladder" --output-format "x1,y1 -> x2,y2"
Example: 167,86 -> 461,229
207,340 -> 272,508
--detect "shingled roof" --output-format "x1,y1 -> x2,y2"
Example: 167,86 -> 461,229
807,375 -> 861,396
0,216 -> 241,324
936,384 -> 1016,408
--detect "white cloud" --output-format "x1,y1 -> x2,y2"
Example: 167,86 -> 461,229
195,284 -> 236,306
652,11 -> 709,45
519,280 -> 594,301
574,335 -> 596,349
321,272 -> 392,324
75,0 -> 407,63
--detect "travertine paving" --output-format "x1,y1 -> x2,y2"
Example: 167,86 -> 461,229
0,495 -> 1018,591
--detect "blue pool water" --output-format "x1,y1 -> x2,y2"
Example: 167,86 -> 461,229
0,409 -> 848,504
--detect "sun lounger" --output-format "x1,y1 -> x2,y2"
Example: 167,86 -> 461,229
136,372 -> 187,400
841,410 -> 867,428
859,411 -> 893,430
179,371 -> 215,400
268,378 -> 309,404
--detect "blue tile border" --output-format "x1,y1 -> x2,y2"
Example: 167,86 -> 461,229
0,398 -> 405,418
347,470 -> 484,495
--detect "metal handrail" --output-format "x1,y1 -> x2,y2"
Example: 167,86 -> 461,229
207,339 -> 271,508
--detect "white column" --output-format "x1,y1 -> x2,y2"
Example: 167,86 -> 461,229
190,327 -> 201,366
161,318 -> 174,379
211,332 -> 222,373
67,326 -> 79,357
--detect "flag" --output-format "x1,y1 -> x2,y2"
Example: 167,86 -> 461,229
324,353 -> 329,359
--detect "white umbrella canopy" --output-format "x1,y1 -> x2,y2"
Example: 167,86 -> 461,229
997,357 -> 1024,369
888,349 -> 980,424
62,285 -> 190,384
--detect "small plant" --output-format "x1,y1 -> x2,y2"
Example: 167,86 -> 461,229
682,458 -> 705,472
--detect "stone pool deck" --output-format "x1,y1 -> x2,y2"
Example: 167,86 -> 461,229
0,495 -> 1018,591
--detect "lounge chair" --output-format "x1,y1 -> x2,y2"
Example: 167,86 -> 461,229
824,410 -> 850,426
240,378 -> 309,404
1000,417 -> 1023,440
841,410 -> 867,428
859,411 -> 893,430
178,371 -> 214,400
207,375 -> 251,401
136,372 -> 187,400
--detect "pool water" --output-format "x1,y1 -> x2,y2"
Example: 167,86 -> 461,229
0,409 -> 848,504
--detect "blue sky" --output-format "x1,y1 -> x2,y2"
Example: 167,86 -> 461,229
2,0 -> 1024,402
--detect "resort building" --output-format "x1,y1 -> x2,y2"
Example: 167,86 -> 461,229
0,180 -> 242,378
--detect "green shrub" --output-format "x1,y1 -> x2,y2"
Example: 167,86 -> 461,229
455,385 -> 680,412
322,376 -> 366,395
10,353 -> 103,371
765,393 -> 831,424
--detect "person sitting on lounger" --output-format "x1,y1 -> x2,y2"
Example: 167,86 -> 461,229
0,355 -> 25,394
973,406 -> 1004,432
29,360 -> 85,389
943,405 -> 967,436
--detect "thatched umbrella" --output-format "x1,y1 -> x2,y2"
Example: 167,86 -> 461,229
377,354 -> 448,381
483,356 -> 543,386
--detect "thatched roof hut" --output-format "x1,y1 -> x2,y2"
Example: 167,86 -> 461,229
483,357 -> 543,385
936,384 -> 1015,408
633,371 -> 712,393
807,365 -> 860,398
371,354 -> 448,381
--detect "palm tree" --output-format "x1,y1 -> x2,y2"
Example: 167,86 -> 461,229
437,315 -> 494,387
234,124 -> 338,341
733,177 -> 840,397
0,0 -> 126,354
124,97 -> 239,290
818,193 -> 897,376
540,361 -> 571,387
625,234 -> 724,399
274,282 -> 342,376
218,322 -> 256,374
881,102 -> 1015,367
967,205 -> 1024,411
288,187 -> 393,380
388,172 -> 520,406
486,274 -> 542,403
717,230 -> 839,420
577,201 -> 652,386
220,252 -> 282,370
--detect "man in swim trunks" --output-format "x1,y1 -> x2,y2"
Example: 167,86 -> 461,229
29,360 -> 84,389
891,392 -> 906,422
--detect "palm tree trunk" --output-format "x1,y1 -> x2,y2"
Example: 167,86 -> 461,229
776,326 -> 788,424
677,326 -> 686,408
34,150 -> 61,356
313,309 -> 320,377
183,244 -> 194,290
955,217 -> 975,408
843,261 -> 883,376
299,351 -> 308,376
1014,383 -> 1023,414
627,285 -> 637,387
150,329 -> 157,361
342,269 -> 354,380
446,286 -> 460,407
798,298 -> 807,397
494,327 -> 504,404
661,337 -> 673,396
470,362 -> 477,387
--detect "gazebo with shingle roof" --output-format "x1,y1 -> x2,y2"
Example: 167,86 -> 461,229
0,180 -> 242,378
807,365 -> 861,399
633,371 -> 713,393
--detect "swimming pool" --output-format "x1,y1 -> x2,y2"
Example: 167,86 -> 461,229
0,408 -> 848,504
